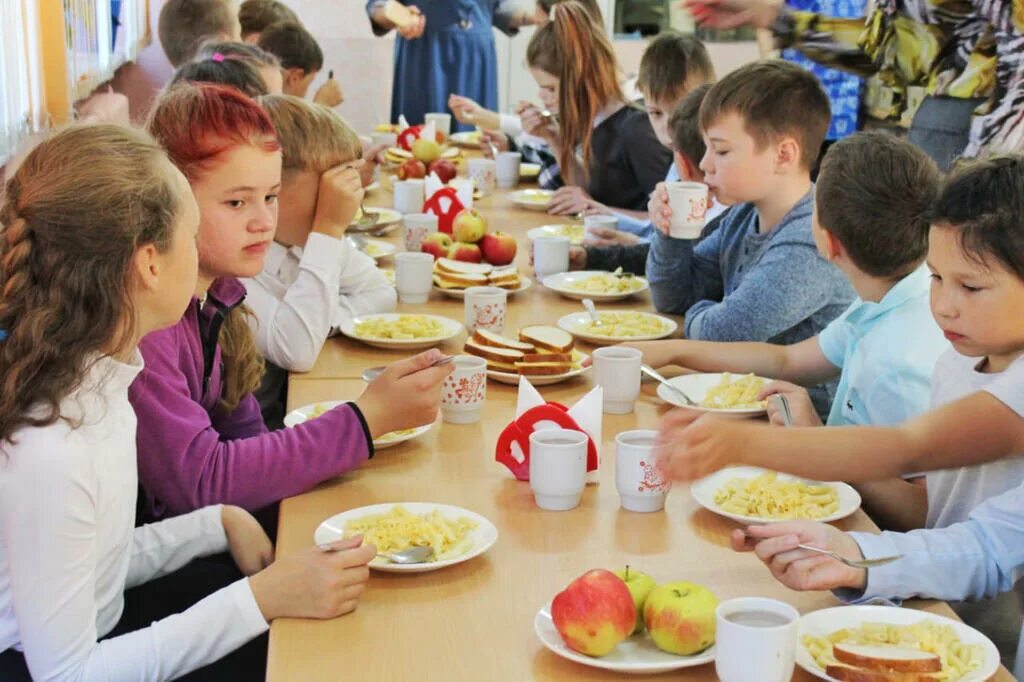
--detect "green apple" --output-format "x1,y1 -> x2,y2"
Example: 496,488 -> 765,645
642,581 -> 717,655
613,566 -> 657,634
551,569 -> 635,657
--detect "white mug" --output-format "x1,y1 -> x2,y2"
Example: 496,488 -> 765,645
393,179 -> 425,214
666,181 -> 709,239
592,346 -> 642,414
529,428 -> 588,511
715,597 -> 799,682
533,235 -> 570,279
424,113 -> 452,138
464,286 -> 507,334
440,355 -> 487,424
495,151 -> 522,189
371,132 -> 398,149
583,214 -> 619,244
403,213 -> 438,252
467,158 -> 497,196
614,429 -> 670,512
394,251 -> 434,304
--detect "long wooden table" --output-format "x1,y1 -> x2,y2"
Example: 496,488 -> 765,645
267,171 -> 1013,681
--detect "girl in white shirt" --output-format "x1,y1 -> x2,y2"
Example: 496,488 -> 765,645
0,124 -> 375,681
244,94 -> 396,424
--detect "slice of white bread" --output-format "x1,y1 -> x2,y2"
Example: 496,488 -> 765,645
433,271 -> 489,289
833,644 -> 942,674
825,664 -> 940,682
516,360 -> 575,376
520,352 -> 573,364
386,147 -> 412,160
464,339 -> 525,364
435,257 -> 493,276
471,329 -> 535,353
519,325 -> 574,353
488,270 -> 522,289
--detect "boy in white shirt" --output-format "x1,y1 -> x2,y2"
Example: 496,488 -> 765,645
244,95 -> 396,425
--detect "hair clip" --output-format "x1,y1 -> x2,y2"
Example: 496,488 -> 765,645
212,52 -> 225,63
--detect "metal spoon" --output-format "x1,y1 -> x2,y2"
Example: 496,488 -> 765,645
796,544 -> 902,569
539,109 -> 559,123
642,364 -> 698,407
378,545 -> 436,564
582,298 -> 602,327
770,394 -> 794,427
353,205 -> 380,230
361,354 -> 455,383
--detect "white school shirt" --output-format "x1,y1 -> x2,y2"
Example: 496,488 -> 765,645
0,353 -> 267,680
926,350 -> 1024,529
244,232 -> 397,372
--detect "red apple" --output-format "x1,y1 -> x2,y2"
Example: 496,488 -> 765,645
447,241 -> 482,263
452,208 -> 487,244
397,158 -> 427,180
551,569 -> 635,657
428,158 -> 458,184
420,232 -> 452,260
479,231 -> 517,266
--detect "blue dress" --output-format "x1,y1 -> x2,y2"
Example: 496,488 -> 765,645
367,0 -> 520,131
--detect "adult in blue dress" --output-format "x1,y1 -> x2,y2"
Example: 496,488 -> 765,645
366,0 -> 540,131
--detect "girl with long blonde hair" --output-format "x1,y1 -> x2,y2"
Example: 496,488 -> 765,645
523,1 -> 672,215
132,82 -> 451,523
0,124 -> 377,681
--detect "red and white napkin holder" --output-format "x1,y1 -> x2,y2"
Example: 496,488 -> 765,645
423,170 -> 473,234
495,376 -> 602,481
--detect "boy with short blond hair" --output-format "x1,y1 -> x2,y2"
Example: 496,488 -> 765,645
646,59 -> 854,415
158,0 -> 240,66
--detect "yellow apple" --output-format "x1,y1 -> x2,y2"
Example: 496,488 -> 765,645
643,581 -> 717,655
411,137 -> 441,164
613,566 -> 656,634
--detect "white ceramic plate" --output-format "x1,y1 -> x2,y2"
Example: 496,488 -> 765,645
520,162 -> 540,180
340,313 -> 463,351
352,237 -> 397,261
314,502 -> 498,573
284,402 -> 434,449
691,465 -> 862,525
486,352 -> 590,386
434,275 -> 533,299
655,373 -> 770,417
348,207 -> 402,232
534,602 -> 716,674
509,189 -> 554,211
542,271 -> 650,302
449,131 -> 482,148
527,224 -> 585,245
796,605 -> 999,682
557,311 -> 677,345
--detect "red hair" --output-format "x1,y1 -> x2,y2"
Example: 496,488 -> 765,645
147,81 -> 280,181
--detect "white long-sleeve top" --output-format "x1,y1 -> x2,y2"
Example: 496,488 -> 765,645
244,232 -> 397,372
0,353 -> 268,680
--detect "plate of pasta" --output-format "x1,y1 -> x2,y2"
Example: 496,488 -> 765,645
691,466 -> 861,524
656,372 -> 771,417
542,270 -> 650,302
340,313 -> 464,350
557,310 -> 677,344
283,402 -> 435,449
314,502 -> 498,573
797,606 -> 998,682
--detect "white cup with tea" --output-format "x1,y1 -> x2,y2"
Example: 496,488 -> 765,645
583,214 -> 618,244
533,235 -> 571,279
715,597 -> 799,682
440,355 -> 487,424
592,346 -> 642,414
665,181 -> 709,239
468,158 -> 497,196
393,179 -> 425,214
424,113 -> 452,138
402,213 -> 438,252
464,286 -> 507,334
495,152 -> 521,189
529,428 -> 588,511
614,429 -> 670,512
371,131 -> 398,149
394,252 -> 434,304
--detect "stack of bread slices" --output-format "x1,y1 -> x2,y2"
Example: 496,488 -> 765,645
464,326 -> 577,376
433,258 -> 521,291
825,643 -> 943,681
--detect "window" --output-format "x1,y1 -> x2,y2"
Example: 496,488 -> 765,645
64,0 -> 149,102
1,0 -> 45,165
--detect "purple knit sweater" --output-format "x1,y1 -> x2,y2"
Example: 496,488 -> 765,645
129,277 -> 372,517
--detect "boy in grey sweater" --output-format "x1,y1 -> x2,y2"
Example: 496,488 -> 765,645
645,60 -> 854,414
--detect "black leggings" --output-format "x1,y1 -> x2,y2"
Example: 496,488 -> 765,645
0,554 -> 266,680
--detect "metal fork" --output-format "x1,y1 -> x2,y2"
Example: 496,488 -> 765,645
797,544 -> 903,569
770,394 -> 794,427
642,365 -> 698,407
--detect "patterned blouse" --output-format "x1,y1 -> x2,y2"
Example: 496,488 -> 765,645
773,0 -> 1024,156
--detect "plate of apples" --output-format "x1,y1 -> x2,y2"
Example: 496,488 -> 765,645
534,568 -> 717,674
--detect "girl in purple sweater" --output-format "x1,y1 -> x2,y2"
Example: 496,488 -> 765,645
131,82 -> 451,519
